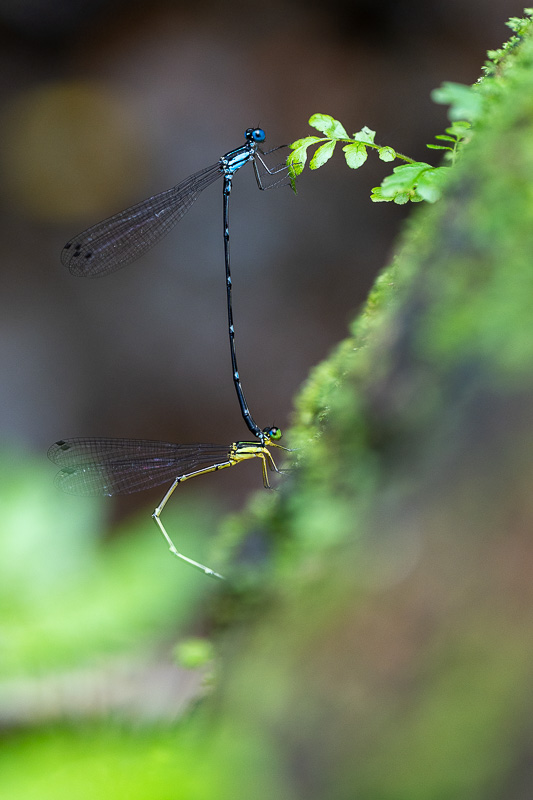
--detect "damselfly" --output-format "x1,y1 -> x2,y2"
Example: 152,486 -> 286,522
48,426 -> 286,580
61,129 -> 288,443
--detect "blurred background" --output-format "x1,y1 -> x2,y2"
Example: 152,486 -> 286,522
0,0 -> 523,519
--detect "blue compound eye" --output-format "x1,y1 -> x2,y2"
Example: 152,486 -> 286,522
252,128 -> 266,143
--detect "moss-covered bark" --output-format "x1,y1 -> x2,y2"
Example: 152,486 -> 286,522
197,15 -> 533,800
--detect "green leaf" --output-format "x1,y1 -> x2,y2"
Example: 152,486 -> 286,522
393,193 -> 410,205
309,140 -> 336,169
370,186 -> 390,203
506,15 -> 532,34
416,166 -> 450,202
373,161 -> 447,205
287,146 -> 308,178
289,136 -> 323,150
378,162 -> 432,198
342,142 -> 368,169
431,82 -> 483,122
426,144 -> 454,151
446,121 -> 471,138
353,126 -> 376,144
434,135 -> 456,142
378,146 -> 396,162
308,113 -> 348,139
288,137 -> 324,176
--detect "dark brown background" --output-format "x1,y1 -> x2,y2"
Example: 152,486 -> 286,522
0,0 -> 522,513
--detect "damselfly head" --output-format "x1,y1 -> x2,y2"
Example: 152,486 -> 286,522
246,128 -> 266,144
263,426 -> 282,442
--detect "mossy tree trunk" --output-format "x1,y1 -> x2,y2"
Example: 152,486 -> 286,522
197,20 -> 533,800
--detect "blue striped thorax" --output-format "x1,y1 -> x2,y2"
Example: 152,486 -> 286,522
220,127 -> 266,175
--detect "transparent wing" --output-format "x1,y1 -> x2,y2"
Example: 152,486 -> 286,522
48,437 -> 231,496
61,163 -> 223,277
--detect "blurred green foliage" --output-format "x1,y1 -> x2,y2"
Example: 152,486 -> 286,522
0,452 -> 218,679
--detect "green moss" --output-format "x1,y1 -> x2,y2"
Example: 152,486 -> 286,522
200,11 -> 533,798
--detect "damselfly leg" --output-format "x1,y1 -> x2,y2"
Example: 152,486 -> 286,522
48,427 -> 287,580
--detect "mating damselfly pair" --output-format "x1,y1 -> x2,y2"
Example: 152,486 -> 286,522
50,128 -> 291,579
